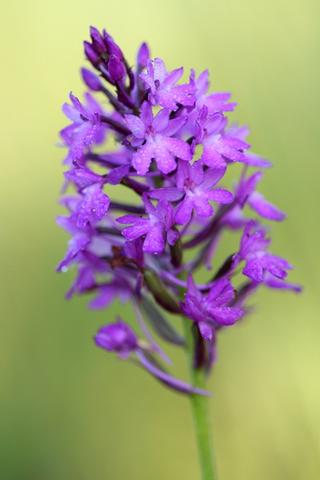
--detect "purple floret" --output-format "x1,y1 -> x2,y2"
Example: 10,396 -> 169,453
117,194 -> 178,255
74,184 -> 110,229
199,114 -> 251,168
234,221 -> 300,291
190,69 -> 236,114
95,319 -> 210,395
125,102 -> 191,174
140,58 -> 195,110
150,161 -> 233,225
181,276 -> 243,341
60,93 -> 107,162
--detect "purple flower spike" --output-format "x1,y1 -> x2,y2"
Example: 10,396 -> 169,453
58,26 -> 301,404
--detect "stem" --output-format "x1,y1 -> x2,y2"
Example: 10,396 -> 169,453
183,319 -> 217,480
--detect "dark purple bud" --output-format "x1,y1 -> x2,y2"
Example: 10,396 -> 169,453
81,68 -> 102,91
137,42 -> 150,70
84,41 -> 99,65
108,54 -> 126,82
102,29 -> 123,58
95,320 -> 138,356
89,26 -> 106,53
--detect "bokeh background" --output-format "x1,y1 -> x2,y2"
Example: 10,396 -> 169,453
1,0 -> 319,479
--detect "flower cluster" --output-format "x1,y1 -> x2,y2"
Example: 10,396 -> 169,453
57,27 -> 301,395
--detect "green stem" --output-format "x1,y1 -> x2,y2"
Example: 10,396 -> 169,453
183,319 -> 217,480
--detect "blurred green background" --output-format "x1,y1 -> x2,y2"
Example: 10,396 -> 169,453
1,0 -> 319,479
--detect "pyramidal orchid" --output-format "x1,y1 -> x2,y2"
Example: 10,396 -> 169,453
57,26 -> 301,480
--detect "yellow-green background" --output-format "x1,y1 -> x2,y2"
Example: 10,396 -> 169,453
1,1 -> 319,479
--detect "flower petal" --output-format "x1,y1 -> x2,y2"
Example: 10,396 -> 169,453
199,321 -> 214,341
243,258 -> 265,282
248,192 -> 286,221
163,137 -> 192,161
209,306 -> 243,325
122,221 -> 150,241
125,114 -> 146,138
149,187 -> 183,202
201,145 -> 226,169
193,197 -> 214,218
175,197 -> 194,224
143,223 -> 165,254
207,278 -> 235,305
208,188 -> 234,204
153,141 -> 177,174
132,143 -> 154,175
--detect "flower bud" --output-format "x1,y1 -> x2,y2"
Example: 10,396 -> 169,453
108,54 -> 126,83
81,68 -> 102,91
83,41 -> 99,66
102,29 -> 123,58
137,42 -> 150,70
89,26 -> 105,53
95,320 -> 137,356
84,27 -> 127,86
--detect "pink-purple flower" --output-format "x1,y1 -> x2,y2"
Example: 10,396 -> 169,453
95,319 -> 210,395
150,161 -> 233,225
125,102 -> 191,174
60,92 -> 107,162
140,58 -> 195,110
181,276 -> 243,341
234,221 -> 301,291
117,194 -> 178,254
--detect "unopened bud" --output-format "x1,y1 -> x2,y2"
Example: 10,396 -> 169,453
108,54 -> 126,83
81,68 -> 103,91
